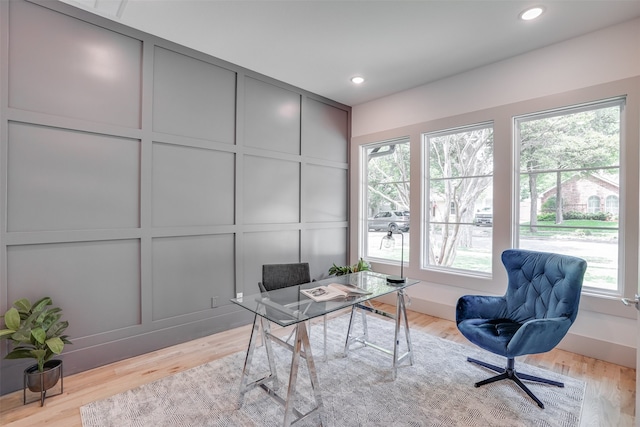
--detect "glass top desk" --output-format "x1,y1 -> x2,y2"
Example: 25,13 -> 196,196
230,271 -> 420,426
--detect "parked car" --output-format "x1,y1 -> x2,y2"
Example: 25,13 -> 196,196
368,211 -> 410,232
474,207 -> 493,226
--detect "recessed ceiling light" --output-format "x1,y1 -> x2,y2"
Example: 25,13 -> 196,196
351,76 -> 365,84
519,6 -> 544,21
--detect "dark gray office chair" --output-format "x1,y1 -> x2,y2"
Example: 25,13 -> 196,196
259,263 -> 327,359
259,263 -> 311,293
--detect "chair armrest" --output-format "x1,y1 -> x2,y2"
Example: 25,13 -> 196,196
456,295 -> 507,324
508,317 -> 572,356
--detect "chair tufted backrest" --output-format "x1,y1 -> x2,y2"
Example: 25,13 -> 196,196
261,263 -> 311,292
502,249 -> 587,324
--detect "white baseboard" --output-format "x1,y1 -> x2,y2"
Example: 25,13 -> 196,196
377,294 -> 636,369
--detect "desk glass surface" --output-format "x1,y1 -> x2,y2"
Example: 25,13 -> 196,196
230,271 -> 419,327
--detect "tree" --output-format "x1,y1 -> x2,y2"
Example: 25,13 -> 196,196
427,127 -> 493,266
519,106 -> 620,230
367,143 -> 410,216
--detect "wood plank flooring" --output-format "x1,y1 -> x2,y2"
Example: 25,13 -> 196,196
0,304 -> 635,426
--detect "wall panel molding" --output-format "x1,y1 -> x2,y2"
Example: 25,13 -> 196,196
0,0 -> 350,394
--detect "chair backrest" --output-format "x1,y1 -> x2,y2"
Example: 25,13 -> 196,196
502,249 -> 587,324
260,263 -> 311,292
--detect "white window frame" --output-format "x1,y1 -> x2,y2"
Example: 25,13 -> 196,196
360,138 -> 410,265
351,79 -> 637,319
514,97 -> 624,296
422,122 -> 494,276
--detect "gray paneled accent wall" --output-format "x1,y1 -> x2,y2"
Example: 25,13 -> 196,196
0,0 -> 350,394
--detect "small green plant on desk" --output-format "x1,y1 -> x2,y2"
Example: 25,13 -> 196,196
328,257 -> 372,276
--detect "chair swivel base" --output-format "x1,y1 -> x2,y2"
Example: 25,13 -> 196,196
467,357 -> 564,409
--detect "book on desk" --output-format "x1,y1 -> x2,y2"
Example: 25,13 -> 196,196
300,283 -> 372,302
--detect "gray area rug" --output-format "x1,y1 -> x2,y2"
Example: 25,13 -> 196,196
81,313 -> 584,426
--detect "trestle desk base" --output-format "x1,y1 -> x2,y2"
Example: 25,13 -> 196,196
343,288 -> 413,379
238,314 -> 324,427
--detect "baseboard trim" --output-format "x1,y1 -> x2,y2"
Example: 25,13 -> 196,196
0,308 -> 254,395
376,294 -> 636,369
557,333 -> 635,369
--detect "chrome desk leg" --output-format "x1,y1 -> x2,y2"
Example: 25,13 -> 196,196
283,322 -> 324,427
300,323 -> 323,421
343,302 -> 370,357
392,289 -> 413,379
323,314 -> 327,361
238,314 -> 260,408
239,316 -> 324,426
343,292 -> 414,379
401,290 -> 414,366
260,316 -> 280,390
343,305 -> 357,356
361,302 -> 370,338
238,314 -> 279,408
392,294 -> 401,379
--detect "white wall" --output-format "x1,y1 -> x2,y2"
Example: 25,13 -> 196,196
353,18 -> 640,138
351,18 -> 640,368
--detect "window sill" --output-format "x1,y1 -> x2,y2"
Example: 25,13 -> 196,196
579,291 -> 637,319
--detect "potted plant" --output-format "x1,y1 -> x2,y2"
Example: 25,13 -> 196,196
328,257 -> 372,276
0,297 -> 71,402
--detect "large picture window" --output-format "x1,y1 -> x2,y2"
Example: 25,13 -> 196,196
423,123 -> 494,274
515,98 -> 623,293
362,139 -> 410,263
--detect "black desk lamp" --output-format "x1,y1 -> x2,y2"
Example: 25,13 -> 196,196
380,229 -> 405,284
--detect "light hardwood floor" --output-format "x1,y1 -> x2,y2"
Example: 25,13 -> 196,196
0,303 -> 635,426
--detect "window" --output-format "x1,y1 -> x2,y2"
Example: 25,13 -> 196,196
362,139 -> 410,262
516,98 -> 623,293
587,196 -> 601,213
605,195 -> 619,216
423,123 -> 493,274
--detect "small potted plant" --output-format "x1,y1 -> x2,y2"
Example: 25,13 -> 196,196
328,257 -> 372,276
0,297 -> 71,404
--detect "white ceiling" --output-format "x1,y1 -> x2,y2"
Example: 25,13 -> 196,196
63,0 -> 640,106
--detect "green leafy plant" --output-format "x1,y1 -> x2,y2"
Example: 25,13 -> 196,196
0,297 -> 71,372
328,258 -> 372,276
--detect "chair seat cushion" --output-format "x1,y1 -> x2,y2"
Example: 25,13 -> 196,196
457,318 -> 522,357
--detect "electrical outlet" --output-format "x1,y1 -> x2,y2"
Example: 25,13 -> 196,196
211,297 -> 218,308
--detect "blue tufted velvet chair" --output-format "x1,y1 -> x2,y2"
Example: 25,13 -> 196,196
456,249 -> 587,408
